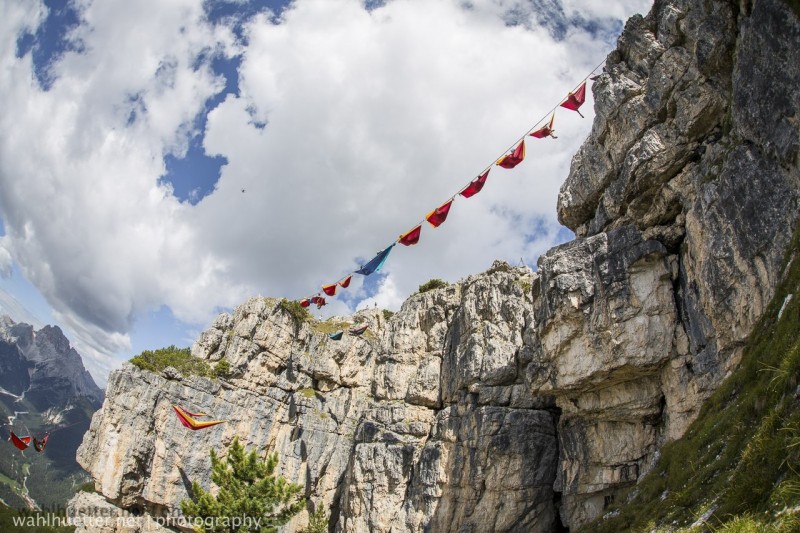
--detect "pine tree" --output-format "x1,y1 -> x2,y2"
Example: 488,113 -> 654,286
303,505 -> 329,533
181,437 -> 304,532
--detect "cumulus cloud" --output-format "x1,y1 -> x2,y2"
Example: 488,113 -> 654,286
0,0 -> 652,381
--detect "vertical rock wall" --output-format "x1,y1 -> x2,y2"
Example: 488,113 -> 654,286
550,0 -> 800,525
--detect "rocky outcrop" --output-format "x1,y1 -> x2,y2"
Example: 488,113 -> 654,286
73,0 -> 800,531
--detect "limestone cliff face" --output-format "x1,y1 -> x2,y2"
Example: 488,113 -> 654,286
76,266 -> 555,532
72,0 -> 800,531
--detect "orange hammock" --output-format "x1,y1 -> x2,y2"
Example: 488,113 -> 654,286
173,405 -> 226,431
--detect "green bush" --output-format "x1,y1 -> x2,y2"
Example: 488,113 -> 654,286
418,278 -> 447,293
279,299 -> 312,324
214,359 -> 231,378
382,309 -> 394,321
130,345 -> 212,378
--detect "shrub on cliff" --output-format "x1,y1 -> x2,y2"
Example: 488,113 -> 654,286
181,437 -> 304,532
213,359 -> 231,378
418,278 -> 447,293
279,298 -> 312,324
130,345 -> 213,378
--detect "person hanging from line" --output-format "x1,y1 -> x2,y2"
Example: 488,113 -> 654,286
33,432 -> 49,452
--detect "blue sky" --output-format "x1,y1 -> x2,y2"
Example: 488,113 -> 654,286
0,0 -> 652,385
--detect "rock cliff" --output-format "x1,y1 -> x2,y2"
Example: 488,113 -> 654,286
72,0 -> 800,531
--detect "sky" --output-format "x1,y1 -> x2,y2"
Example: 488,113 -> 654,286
0,0 -> 653,386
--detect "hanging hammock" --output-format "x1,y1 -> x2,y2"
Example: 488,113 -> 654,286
426,199 -> 453,227
460,169 -> 490,198
496,141 -> 525,169
322,284 -> 337,296
355,244 -> 395,276
173,405 -> 226,431
10,432 -> 31,451
398,225 -> 422,246
33,433 -> 50,452
560,81 -> 587,117
348,324 -> 368,336
530,113 -> 557,139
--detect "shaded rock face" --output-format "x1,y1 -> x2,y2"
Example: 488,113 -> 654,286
548,0 -> 800,525
0,316 -> 103,410
74,0 -> 800,531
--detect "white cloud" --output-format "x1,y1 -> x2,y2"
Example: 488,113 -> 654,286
0,287 -> 44,329
356,274 -> 406,312
561,0 -> 651,22
0,0 -> 652,381
0,237 -> 12,278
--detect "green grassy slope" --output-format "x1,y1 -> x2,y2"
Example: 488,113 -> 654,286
588,227 -> 800,531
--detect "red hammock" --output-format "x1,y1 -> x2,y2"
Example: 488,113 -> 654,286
496,141 -> 525,169
398,225 -> 422,246
322,284 -> 337,296
460,170 -> 490,198
560,81 -> 587,117
33,433 -> 50,452
530,114 -> 557,139
10,432 -> 31,451
426,199 -> 453,227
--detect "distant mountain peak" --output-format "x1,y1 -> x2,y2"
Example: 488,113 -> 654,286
0,315 -> 103,408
